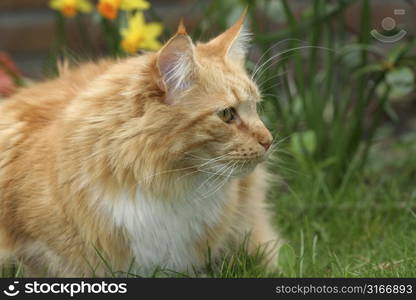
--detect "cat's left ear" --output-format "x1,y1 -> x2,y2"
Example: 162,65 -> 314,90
156,20 -> 196,104
205,8 -> 251,61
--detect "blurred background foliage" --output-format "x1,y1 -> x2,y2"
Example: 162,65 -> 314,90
1,0 -> 416,276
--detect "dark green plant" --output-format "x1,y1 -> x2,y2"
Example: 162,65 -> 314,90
242,0 -> 416,188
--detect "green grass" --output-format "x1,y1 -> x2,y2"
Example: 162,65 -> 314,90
272,167 -> 416,277
269,130 -> 416,277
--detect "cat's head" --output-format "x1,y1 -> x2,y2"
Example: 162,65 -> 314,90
151,11 -> 272,178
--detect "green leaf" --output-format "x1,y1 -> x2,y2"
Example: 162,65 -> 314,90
387,40 -> 416,65
353,63 -> 384,78
387,43 -> 408,65
291,130 -> 317,159
377,67 -> 415,100
278,244 -> 297,277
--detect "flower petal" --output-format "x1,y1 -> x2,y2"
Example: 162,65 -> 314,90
49,0 -> 64,10
120,0 -> 150,11
77,0 -> 93,13
143,23 -> 163,39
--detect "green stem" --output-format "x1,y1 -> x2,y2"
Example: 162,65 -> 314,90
101,18 -> 121,56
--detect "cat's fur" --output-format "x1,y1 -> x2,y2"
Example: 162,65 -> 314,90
0,13 -> 282,276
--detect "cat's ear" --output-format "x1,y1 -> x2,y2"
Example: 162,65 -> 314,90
156,20 -> 196,104
206,8 -> 251,61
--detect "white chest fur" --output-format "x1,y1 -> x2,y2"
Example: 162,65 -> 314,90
103,182 -> 230,275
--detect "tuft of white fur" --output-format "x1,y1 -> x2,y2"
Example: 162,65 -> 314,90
228,27 -> 252,59
163,52 -> 194,94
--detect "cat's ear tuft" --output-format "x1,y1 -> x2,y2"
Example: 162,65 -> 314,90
205,8 -> 251,61
156,20 -> 195,105
177,18 -> 187,35
228,26 -> 252,59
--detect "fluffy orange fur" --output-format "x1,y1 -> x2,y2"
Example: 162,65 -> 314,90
0,14 -> 282,276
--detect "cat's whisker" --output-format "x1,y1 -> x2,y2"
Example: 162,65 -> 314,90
173,165 -> 219,183
195,163 -> 228,190
260,93 -> 280,99
268,145 -> 293,157
195,161 -> 233,192
163,152 -> 238,185
136,153 -> 233,184
273,134 -> 293,147
274,163 -> 306,177
202,160 -> 234,184
253,45 -> 336,79
253,52 -> 300,81
251,38 -> 306,75
252,45 -> 335,80
260,82 -> 284,93
265,135 -> 293,159
213,163 -> 236,192
196,161 -> 236,201
185,152 -> 231,164
256,101 -> 265,116
256,49 -> 333,84
136,164 -> 202,184
257,70 -> 289,91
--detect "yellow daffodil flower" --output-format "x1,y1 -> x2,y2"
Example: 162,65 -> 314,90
121,12 -> 163,53
98,0 -> 150,20
49,0 -> 92,17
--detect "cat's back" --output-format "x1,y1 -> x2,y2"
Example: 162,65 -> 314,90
0,59 -> 114,128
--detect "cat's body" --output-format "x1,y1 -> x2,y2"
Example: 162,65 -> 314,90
0,15 -> 281,277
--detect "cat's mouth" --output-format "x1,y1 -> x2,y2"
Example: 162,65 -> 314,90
228,152 -> 269,163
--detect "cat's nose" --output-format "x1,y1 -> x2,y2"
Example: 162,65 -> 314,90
258,132 -> 273,151
259,139 -> 272,151
252,122 -> 273,151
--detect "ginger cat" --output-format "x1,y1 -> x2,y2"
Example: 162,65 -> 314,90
0,13 -> 282,277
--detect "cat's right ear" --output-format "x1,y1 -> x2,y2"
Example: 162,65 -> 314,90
156,20 -> 196,104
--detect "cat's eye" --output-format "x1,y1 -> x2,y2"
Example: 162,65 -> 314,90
217,108 -> 236,123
